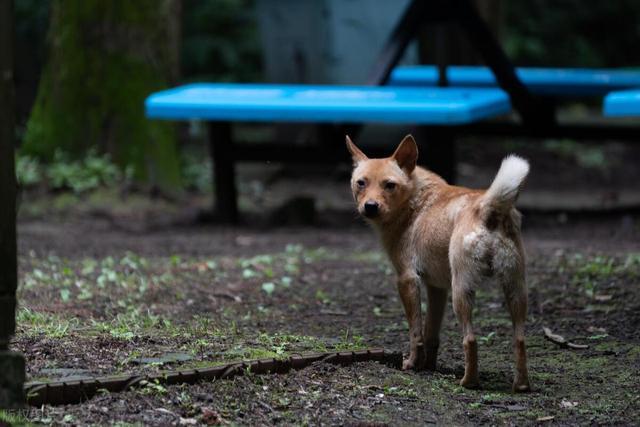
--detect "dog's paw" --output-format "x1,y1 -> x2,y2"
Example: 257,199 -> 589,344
459,375 -> 481,389
402,357 -> 417,371
512,380 -> 531,393
402,355 -> 425,371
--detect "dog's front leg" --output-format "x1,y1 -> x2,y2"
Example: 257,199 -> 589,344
397,272 -> 425,370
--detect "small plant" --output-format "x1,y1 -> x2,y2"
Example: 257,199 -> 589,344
17,308 -> 74,338
16,149 -> 127,193
15,154 -> 42,187
569,255 -> 618,298
261,282 -> 276,296
138,379 -> 167,396
182,151 -> 212,193
543,139 -> 610,171
478,331 -> 496,345
48,149 -> 122,193
315,289 -> 332,305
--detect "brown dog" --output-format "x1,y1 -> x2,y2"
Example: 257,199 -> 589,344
347,134 -> 530,392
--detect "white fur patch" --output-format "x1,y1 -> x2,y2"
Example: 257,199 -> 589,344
462,226 -> 520,279
463,230 -> 480,251
448,196 -> 468,221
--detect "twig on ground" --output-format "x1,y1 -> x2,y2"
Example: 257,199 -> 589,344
211,292 -> 242,302
542,327 -> 589,349
319,309 -> 348,316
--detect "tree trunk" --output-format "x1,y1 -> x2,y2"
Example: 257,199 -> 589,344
22,0 -> 182,189
0,0 -> 26,408
0,0 -> 18,351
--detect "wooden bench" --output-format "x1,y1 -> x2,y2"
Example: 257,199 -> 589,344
145,84 -> 511,223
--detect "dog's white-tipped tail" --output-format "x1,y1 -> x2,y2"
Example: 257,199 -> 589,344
482,155 -> 529,212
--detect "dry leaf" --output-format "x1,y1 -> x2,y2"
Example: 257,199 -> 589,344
560,399 -> 578,409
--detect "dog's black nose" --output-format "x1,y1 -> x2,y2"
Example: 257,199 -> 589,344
363,201 -> 379,217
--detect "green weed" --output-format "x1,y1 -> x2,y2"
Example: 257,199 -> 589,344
16,308 -> 75,338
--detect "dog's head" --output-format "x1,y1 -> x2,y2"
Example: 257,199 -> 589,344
346,134 -> 418,223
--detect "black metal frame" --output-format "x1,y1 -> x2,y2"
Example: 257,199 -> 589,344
207,0 -> 640,223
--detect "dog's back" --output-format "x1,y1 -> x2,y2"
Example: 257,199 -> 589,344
408,156 -> 529,289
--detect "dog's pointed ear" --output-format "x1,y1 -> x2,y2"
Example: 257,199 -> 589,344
345,135 -> 368,164
392,134 -> 418,175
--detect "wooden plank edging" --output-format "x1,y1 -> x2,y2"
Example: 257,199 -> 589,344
25,348 -> 402,406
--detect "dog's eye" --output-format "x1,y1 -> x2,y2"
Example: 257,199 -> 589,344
384,181 -> 397,191
356,179 -> 366,188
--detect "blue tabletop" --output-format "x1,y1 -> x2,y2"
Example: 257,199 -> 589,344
145,84 -> 510,125
603,89 -> 640,117
389,66 -> 640,96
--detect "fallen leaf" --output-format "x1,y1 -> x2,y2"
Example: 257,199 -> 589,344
201,407 -> 224,425
560,399 -> 578,409
155,408 -> 179,417
594,294 -> 613,302
537,415 -> 555,422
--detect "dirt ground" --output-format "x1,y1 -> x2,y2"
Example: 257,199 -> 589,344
8,138 -> 640,426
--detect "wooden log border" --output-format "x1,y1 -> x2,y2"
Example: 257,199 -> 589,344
25,348 -> 402,406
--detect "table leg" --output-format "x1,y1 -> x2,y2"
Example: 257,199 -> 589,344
419,126 -> 456,184
208,122 -> 238,223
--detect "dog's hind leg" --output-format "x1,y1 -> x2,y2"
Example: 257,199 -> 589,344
452,272 -> 480,389
423,284 -> 448,371
502,274 -> 531,392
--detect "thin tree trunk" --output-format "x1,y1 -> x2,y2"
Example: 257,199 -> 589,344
0,0 -> 18,350
0,0 -> 26,409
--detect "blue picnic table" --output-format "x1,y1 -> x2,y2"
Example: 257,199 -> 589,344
146,84 -> 510,125
603,89 -> 640,117
145,84 -> 511,222
144,0 -> 640,223
389,66 -> 640,97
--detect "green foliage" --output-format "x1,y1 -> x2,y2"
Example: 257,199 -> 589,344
261,282 -> 276,296
505,1 -> 640,66
17,308 -> 75,338
16,150 -> 128,193
542,140 -> 609,171
138,379 -> 168,396
15,154 -> 42,186
46,150 -> 124,193
182,0 -> 262,82
16,148 -> 219,195
562,253 -> 640,298
181,151 -> 212,193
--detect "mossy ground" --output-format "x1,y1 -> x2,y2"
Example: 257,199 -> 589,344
7,187 -> 640,425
